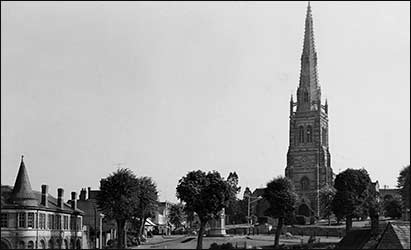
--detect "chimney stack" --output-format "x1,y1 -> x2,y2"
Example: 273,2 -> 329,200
41,185 -> 49,207
71,192 -> 77,210
88,187 -> 91,199
57,188 -> 64,209
79,188 -> 86,201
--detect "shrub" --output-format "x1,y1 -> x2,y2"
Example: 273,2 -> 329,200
295,215 -> 306,225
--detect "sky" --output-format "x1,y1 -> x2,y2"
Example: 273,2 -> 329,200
1,1 -> 410,203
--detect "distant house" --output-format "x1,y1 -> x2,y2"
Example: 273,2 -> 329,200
153,201 -> 172,235
1,156 -> 85,249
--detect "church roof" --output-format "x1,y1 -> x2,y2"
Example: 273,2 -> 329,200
11,156 -> 38,206
376,221 -> 410,249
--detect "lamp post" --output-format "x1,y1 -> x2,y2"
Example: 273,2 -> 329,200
244,194 -> 262,234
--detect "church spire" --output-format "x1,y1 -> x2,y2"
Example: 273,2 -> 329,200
297,2 -> 321,112
11,155 -> 38,206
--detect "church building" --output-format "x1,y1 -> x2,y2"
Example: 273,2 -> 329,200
285,2 -> 334,218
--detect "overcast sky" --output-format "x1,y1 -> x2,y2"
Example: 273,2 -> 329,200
1,1 -> 409,202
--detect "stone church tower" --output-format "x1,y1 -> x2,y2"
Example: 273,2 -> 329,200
285,3 -> 333,218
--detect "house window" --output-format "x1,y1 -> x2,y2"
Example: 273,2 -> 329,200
70,216 -> 76,230
18,212 -> 26,228
56,215 -> 61,230
27,212 -> 35,228
306,126 -> 313,143
39,213 -> 46,229
48,214 -> 52,229
64,216 -> 69,230
0,213 -> 8,228
298,126 -> 305,143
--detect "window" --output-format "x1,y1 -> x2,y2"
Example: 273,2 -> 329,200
28,241 -> 34,249
70,216 -> 76,230
0,213 -> 8,227
48,214 -> 52,229
303,92 -> 309,103
301,177 -> 310,191
64,216 -> 69,230
77,217 -> 82,230
298,126 -> 305,143
39,213 -> 46,229
18,212 -> 26,228
56,215 -> 61,230
27,212 -> 35,228
306,126 -> 313,143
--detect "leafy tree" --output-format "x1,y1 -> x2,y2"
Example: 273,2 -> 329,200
225,172 -> 246,224
97,168 -> 140,248
383,197 -> 402,219
262,177 -> 297,248
169,203 -> 186,230
176,170 -> 235,250
331,168 -> 373,232
135,177 -> 158,242
319,185 -> 336,225
227,172 -> 241,194
397,165 -> 410,209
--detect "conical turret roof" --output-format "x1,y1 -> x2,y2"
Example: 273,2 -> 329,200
11,156 -> 38,206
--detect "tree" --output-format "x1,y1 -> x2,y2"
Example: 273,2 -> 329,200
331,168 -> 373,232
169,203 -> 186,230
319,185 -> 336,225
97,168 -> 140,248
176,170 -> 236,250
262,177 -> 297,248
135,177 -> 158,243
225,172 -> 246,225
397,165 -> 410,209
384,197 -> 402,219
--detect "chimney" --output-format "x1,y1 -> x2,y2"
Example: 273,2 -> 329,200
79,188 -> 86,201
41,185 -> 49,207
57,188 -> 64,209
88,187 -> 91,199
71,192 -> 77,210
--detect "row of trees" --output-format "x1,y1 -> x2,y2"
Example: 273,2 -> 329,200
96,169 -> 159,248
95,165 -> 409,249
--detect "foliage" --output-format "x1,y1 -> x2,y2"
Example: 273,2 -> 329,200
397,165 -> 410,209
176,170 -> 236,249
331,168 -> 374,231
263,176 -> 297,248
225,172 -> 247,224
383,197 -> 402,219
319,185 -> 336,221
209,242 -> 234,249
169,203 -> 186,229
97,168 -> 140,248
225,198 -> 248,224
135,176 -> 159,241
295,215 -> 306,225
263,177 -> 297,219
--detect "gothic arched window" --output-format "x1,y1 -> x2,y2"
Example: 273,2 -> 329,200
306,126 -> 313,143
301,176 -> 310,191
303,92 -> 309,103
298,126 -> 305,143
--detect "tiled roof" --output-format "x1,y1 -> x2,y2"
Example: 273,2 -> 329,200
377,222 -> 410,249
11,158 -> 38,206
1,185 -> 84,214
335,228 -> 372,249
252,188 -> 265,197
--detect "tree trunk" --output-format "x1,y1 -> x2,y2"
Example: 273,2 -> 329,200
116,219 -> 126,249
196,220 -> 207,250
328,215 -> 331,226
138,216 -> 147,244
346,216 -> 352,232
274,217 -> 283,248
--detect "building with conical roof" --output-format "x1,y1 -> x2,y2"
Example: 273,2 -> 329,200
1,156 -> 85,249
